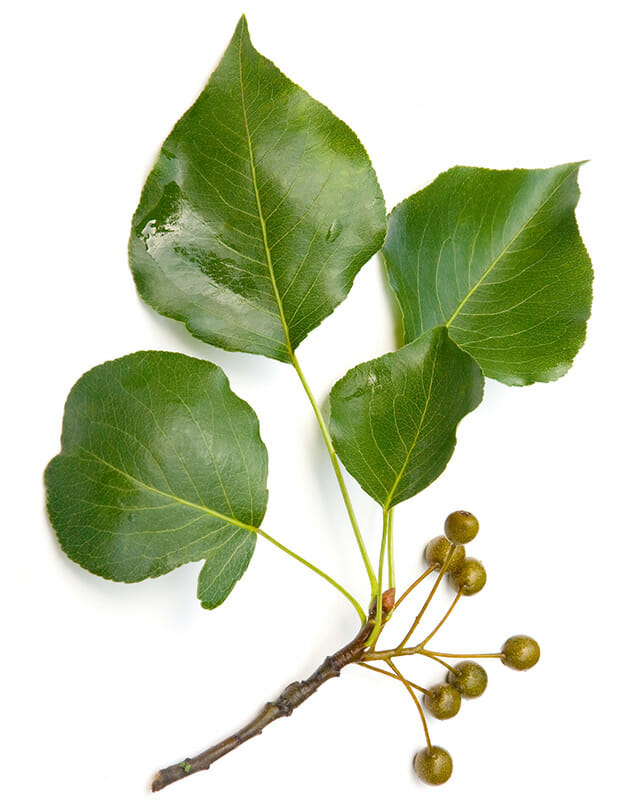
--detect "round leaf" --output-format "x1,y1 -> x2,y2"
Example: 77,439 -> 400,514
45,351 -> 268,608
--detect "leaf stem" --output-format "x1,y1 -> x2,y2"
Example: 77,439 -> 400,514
386,507 -> 396,592
289,351 -> 377,597
256,528 -> 365,623
367,507 -> 390,648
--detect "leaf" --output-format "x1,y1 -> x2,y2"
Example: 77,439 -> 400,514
328,328 -> 484,508
383,163 -> 593,385
129,16 -> 386,363
44,351 -> 268,609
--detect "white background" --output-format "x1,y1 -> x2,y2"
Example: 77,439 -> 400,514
2,0 -> 639,806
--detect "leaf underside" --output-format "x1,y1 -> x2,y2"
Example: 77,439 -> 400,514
329,328 -> 484,507
383,163 -> 593,386
129,16 -> 386,362
45,351 -> 268,609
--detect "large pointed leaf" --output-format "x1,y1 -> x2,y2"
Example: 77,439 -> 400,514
45,352 -> 268,609
328,328 -> 483,508
129,16 -> 386,363
383,163 -> 593,385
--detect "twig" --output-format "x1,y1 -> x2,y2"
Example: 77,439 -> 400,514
151,605 -> 385,791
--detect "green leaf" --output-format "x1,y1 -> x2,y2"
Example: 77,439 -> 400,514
129,16 -> 386,363
328,328 -> 484,508
45,351 -> 268,609
383,163 -> 593,386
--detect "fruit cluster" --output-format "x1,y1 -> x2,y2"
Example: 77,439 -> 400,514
410,512 -> 540,785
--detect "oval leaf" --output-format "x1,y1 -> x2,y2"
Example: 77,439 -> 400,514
328,328 -> 484,508
45,351 -> 268,609
383,163 -> 593,385
129,16 -> 386,363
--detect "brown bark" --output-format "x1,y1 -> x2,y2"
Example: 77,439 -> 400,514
151,608 -> 381,792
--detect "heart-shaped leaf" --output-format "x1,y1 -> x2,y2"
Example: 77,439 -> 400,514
45,351 -> 268,608
329,328 -> 483,508
383,163 -> 593,385
129,16 -> 386,363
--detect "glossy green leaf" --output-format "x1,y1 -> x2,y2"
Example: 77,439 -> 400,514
328,328 -> 484,508
383,163 -> 593,385
129,16 -> 386,363
45,352 -> 268,609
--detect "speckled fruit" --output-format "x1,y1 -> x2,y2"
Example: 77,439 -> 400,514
424,535 -> 466,573
444,511 -> 479,544
447,661 -> 488,698
501,635 -> 540,670
448,557 -> 486,595
424,683 -> 461,719
413,746 -> 453,785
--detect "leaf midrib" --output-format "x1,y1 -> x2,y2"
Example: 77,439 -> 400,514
238,29 -> 293,359
444,168 -> 576,329
79,448 -> 257,534
383,338 -> 440,509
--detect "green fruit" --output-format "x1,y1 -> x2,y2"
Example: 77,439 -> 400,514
424,535 -> 466,573
448,557 -> 486,595
444,510 -> 479,544
501,635 -> 540,670
413,746 -> 453,785
447,661 -> 488,698
424,683 -> 461,719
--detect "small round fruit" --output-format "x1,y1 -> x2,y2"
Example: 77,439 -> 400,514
501,635 -> 540,670
424,536 -> 466,573
413,746 -> 453,785
447,661 -> 488,698
424,683 -> 461,719
448,557 -> 486,595
444,510 -> 479,544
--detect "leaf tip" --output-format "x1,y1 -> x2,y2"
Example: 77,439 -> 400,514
235,13 -> 250,36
